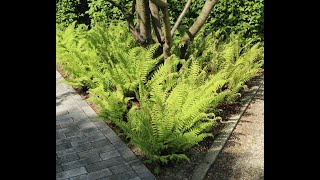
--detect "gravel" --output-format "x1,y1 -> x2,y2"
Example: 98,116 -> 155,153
204,83 -> 264,180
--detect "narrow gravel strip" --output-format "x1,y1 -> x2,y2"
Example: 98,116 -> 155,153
191,76 -> 264,180
204,82 -> 264,180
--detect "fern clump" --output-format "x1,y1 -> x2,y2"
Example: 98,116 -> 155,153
57,21 -> 163,123
110,56 -> 231,164
87,43 -> 163,122
56,20 -> 264,166
185,31 -> 264,103
107,33 -> 263,164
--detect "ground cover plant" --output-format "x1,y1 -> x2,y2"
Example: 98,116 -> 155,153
56,0 -> 264,174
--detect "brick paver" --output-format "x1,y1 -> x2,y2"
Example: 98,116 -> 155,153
56,71 -> 156,180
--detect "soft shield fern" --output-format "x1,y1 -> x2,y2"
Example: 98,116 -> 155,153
110,56 -> 231,164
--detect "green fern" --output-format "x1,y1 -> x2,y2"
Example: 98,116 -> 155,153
110,56 -> 232,164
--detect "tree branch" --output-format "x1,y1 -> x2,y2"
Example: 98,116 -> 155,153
149,0 -> 168,8
132,0 -> 136,14
180,0 -> 218,59
170,0 -> 192,37
161,1 -> 172,59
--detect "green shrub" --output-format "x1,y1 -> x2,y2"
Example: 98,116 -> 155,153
56,0 -> 90,27
169,0 -> 264,41
86,0 -> 132,26
208,0 -> 264,41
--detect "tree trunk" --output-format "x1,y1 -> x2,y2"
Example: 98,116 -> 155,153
162,5 -> 172,59
136,0 -> 153,45
149,1 -> 163,43
180,0 -> 218,59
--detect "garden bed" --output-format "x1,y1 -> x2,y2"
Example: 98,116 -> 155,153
57,65 -> 263,179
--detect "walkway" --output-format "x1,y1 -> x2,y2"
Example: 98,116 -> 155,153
56,71 -> 156,180
204,81 -> 264,180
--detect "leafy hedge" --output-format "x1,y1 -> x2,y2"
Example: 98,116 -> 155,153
56,0 -> 90,27
169,0 -> 264,41
56,0 -> 264,40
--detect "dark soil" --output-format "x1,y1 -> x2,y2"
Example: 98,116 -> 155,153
57,65 -> 263,179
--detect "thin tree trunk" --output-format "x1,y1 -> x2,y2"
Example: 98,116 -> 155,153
149,0 -> 163,43
136,0 -> 153,45
150,0 -> 172,59
162,6 -> 172,59
171,0 -> 192,37
180,0 -> 218,58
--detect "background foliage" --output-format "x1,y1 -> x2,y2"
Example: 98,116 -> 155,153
56,0 -> 263,41
56,0 -> 90,27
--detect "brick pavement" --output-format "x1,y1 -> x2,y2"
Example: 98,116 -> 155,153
56,71 -> 156,180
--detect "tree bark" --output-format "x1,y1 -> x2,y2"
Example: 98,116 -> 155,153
149,0 -> 163,43
136,0 -> 153,45
162,5 -> 172,59
180,0 -> 218,59
171,0 -> 192,37
149,0 -> 168,8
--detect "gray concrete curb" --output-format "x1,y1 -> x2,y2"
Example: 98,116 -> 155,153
191,76 -> 264,180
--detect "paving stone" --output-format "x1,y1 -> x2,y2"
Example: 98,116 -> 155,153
56,117 -> 73,125
78,122 -> 96,131
61,154 -> 102,171
56,71 -> 154,180
90,139 -> 111,148
87,168 -> 113,179
56,109 -> 69,116
56,143 -> 93,157
56,142 -> 73,152
74,98 -> 89,106
93,121 -> 108,129
66,106 -> 84,114
83,129 -> 103,138
56,154 -> 79,164
64,130 -> 83,138
109,163 -> 132,174
56,166 -> 87,179
56,135 -> 86,145
56,133 -> 66,140
77,144 -> 115,159
73,117 -> 91,125
60,121 -> 77,129
81,106 -> 97,117
129,177 -> 141,180
100,128 -> 122,143
84,156 -> 126,173
99,150 -> 121,161
56,126 -> 80,134
69,174 -> 89,180
99,170 -> 137,180
111,141 -> 127,149
60,111 -> 88,120
71,133 -> 106,147
56,164 -> 64,173
71,94 -> 84,101
117,147 -> 137,162
130,163 -> 156,180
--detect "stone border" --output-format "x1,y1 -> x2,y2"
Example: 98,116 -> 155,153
191,76 -> 264,180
